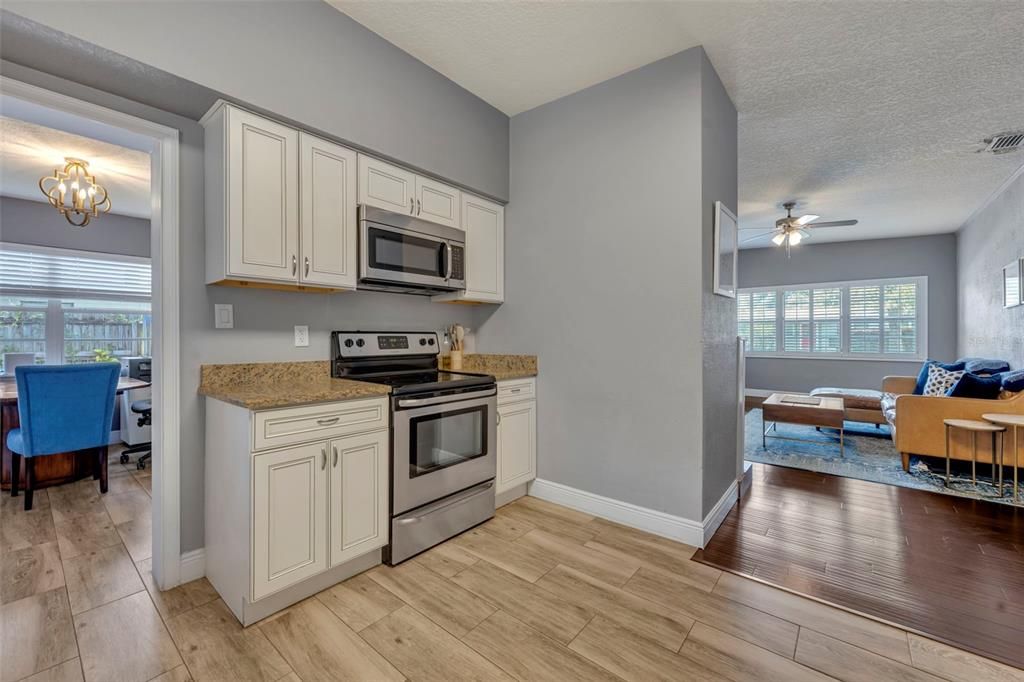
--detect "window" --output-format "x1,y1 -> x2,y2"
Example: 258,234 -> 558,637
738,291 -> 778,352
0,244 -> 151,375
738,277 -> 926,360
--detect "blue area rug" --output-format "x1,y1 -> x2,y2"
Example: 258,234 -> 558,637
745,409 -> 1022,506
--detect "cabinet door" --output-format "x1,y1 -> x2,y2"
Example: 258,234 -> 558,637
226,107 -> 299,281
496,400 -> 536,493
358,155 -> 416,215
329,430 -> 389,567
463,195 -> 504,302
415,176 -> 461,228
300,134 -> 357,289
252,442 -> 328,601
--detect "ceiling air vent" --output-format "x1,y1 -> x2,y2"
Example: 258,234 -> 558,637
984,130 -> 1024,154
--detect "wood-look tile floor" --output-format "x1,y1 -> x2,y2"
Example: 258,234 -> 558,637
694,463 -> 1024,671
4,471 -> 1022,681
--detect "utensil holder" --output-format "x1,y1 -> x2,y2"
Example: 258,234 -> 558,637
449,350 -> 463,370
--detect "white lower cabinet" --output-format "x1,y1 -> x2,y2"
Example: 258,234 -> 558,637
329,430 -> 389,567
496,378 -> 537,494
205,396 -> 389,625
252,442 -> 329,600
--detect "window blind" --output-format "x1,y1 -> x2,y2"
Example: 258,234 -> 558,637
737,277 -> 925,360
0,244 -> 151,301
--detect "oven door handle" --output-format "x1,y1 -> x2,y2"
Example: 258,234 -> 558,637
397,387 -> 496,408
394,480 -> 495,525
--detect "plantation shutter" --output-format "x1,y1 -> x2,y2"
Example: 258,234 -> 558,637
750,291 -> 777,352
812,287 -> 841,353
783,290 -> 811,352
848,285 -> 881,353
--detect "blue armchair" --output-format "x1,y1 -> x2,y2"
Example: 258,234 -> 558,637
8,363 -> 120,510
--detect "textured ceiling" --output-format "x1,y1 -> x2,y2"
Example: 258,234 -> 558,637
0,116 -> 151,218
331,1 -> 1024,248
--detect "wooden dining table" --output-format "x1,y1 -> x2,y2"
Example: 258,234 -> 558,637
0,377 -> 151,491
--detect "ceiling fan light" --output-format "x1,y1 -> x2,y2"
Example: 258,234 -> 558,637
772,233 -> 786,246
789,231 -> 803,246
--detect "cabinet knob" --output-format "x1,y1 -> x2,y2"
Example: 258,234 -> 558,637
333,445 -> 339,468
416,199 -> 422,216
292,255 -> 297,275
409,198 -> 415,214
304,256 -> 310,277
321,446 -> 327,470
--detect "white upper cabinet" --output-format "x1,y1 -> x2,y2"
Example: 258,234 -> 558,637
329,430 -> 389,567
434,194 -> 504,304
415,176 -> 461,228
204,103 -> 300,284
358,155 -> 416,215
300,134 -> 357,289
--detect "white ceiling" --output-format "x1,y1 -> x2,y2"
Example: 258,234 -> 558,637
332,1 -> 1024,248
0,116 -> 151,219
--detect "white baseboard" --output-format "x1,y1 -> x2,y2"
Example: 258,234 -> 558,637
702,480 -> 738,545
527,479 -> 701,546
528,478 -> 739,548
179,548 -> 206,583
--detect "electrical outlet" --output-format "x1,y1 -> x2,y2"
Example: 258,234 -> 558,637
214,303 -> 233,329
294,325 -> 309,347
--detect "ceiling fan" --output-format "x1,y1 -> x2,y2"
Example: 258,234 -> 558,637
740,201 -> 858,257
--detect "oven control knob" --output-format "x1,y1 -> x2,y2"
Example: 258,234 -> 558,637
428,338 -> 435,346
355,338 -> 365,348
419,338 -> 427,346
344,339 -> 354,348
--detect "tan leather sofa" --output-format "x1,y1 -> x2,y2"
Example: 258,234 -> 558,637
882,375 -> 1024,471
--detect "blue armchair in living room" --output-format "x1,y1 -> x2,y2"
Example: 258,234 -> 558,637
6,363 -> 121,510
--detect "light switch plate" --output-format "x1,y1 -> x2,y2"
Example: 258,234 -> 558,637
294,325 -> 309,347
214,303 -> 233,329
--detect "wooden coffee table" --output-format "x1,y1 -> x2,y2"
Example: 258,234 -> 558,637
762,393 -> 846,456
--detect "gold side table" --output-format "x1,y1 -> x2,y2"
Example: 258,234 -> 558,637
943,419 -> 1005,491
982,413 -> 1024,501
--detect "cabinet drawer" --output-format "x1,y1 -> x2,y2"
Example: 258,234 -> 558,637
497,378 -> 535,405
253,398 -> 388,451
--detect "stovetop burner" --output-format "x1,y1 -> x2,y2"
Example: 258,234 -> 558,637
330,331 -> 495,396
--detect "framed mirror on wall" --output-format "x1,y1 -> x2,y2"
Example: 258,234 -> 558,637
714,200 -> 738,299
1004,259 -> 1022,308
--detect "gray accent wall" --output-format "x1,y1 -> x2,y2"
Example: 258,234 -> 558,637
1,53 -> 487,554
958,169 -> 1024,369
738,234 -> 958,393
2,2 -> 510,201
699,53 -> 739,518
476,47 -> 736,524
0,196 -> 150,257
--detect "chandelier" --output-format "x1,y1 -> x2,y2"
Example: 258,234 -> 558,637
38,158 -> 111,227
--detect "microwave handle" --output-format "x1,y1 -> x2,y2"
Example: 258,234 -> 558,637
444,242 -> 453,280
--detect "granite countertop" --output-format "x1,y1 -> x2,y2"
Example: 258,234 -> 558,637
457,354 -> 537,381
199,361 -> 390,410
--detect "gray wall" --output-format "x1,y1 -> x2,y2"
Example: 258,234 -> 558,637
738,234 -> 958,393
699,54 -> 739,518
476,48 -> 709,522
958,169 -> 1024,369
2,1 -> 510,201
1,43 -> 489,553
0,196 -> 150,257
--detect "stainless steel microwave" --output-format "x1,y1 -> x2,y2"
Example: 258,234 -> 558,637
358,205 -> 466,295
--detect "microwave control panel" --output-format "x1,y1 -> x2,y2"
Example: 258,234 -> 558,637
450,246 -> 465,281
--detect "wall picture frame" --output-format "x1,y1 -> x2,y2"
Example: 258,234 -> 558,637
1003,259 -> 1022,308
714,200 -> 738,298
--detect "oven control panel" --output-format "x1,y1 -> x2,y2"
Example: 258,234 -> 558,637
332,331 -> 437,358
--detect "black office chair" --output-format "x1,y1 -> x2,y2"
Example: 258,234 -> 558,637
119,399 -> 152,470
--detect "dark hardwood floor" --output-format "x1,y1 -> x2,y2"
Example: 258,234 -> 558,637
694,463 -> 1024,670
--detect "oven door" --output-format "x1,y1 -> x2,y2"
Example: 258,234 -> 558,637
392,387 -> 497,515
361,221 -> 455,290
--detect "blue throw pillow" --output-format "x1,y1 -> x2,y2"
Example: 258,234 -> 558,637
947,373 -> 1003,400
956,357 -> 1011,375
1001,369 -> 1024,393
914,360 -> 966,395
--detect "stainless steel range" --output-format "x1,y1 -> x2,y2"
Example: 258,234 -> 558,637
330,331 -> 496,564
